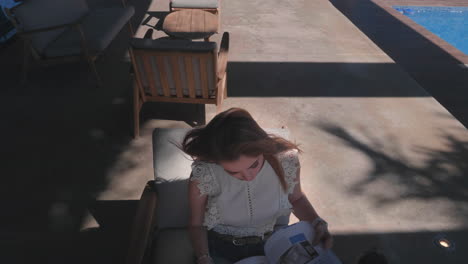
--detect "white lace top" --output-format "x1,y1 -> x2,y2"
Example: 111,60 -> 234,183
190,149 -> 300,237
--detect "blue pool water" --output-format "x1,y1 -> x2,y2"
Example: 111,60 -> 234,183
393,6 -> 468,55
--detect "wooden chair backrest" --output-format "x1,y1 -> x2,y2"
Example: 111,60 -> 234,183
130,39 -> 218,103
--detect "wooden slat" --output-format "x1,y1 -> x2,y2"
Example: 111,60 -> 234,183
191,9 -> 204,33
199,55 -> 209,98
156,57 -> 171,97
184,57 -> 196,98
141,55 -> 158,97
177,9 -> 192,33
162,11 -> 178,32
171,56 -> 183,98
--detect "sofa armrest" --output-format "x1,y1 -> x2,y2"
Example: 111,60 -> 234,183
217,32 -> 229,80
126,181 -> 158,264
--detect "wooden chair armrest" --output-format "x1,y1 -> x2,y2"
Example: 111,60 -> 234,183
126,181 -> 158,264
217,32 -> 229,80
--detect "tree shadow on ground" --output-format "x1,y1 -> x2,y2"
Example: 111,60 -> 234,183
315,121 -> 468,221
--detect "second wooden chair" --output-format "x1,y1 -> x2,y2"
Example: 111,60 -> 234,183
129,32 -> 229,137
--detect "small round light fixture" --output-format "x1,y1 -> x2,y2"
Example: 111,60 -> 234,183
434,235 -> 455,251
437,238 -> 451,248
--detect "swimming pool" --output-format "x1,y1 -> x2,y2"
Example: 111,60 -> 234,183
393,6 -> 468,55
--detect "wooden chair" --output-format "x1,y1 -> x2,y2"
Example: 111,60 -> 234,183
5,0 -> 135,86
169,0 -> 221,33
129,32 -> 229,138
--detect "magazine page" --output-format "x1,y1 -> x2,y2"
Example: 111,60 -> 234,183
264,221 -> 342,264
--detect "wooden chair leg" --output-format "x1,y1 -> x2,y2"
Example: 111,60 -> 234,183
133,83 -> 141,138
76,24 -> 102,87
87,56 -> 102,87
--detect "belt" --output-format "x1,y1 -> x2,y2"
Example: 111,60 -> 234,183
210,230 -> 273,246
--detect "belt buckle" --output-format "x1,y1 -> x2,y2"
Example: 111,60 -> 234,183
232,238 -> 246,246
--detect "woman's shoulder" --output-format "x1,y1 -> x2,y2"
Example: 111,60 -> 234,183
276,148 -> 301,178
190,160 -> 221,196
276,148 -> 300,162
191,160 -> 214,177
276,149 -> 301,194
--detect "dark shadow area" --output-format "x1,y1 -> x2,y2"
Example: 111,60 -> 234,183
0,0 -> 202,263
142,102 -> 207,126
329,0 -> 468,128
227,62 -> 429,97
87,200 -> 138,230
333,229 -> 467,264
315,121 -> 468,221
0,200 -> 139,264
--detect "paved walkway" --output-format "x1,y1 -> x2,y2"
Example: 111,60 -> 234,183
1,0 -> 467,263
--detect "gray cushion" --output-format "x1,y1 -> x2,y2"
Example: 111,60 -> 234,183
152,128 -> 291,229
170,0 -> 219,9
44,6 -> 135,57
153,228 -> 195,264
15,0 -> 89,53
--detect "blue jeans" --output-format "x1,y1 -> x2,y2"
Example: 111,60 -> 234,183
208,231 -> 266,263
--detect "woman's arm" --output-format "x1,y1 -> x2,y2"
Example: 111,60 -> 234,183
188,176 -> 213,264
289,167 -> 333,249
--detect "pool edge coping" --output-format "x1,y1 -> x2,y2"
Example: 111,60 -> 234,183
372,0 -> 468,64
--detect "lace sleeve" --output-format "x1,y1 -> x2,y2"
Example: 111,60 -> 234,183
278,149 -> 301,194
190,161 -> 220,196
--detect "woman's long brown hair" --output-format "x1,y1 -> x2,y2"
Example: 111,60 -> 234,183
181,108 -> 300,191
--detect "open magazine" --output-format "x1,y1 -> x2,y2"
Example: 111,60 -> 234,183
234,221 -> 342,264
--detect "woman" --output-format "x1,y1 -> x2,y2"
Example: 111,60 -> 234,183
181,108 -> 332,264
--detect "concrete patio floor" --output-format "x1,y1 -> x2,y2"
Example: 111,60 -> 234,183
1,0 -> 467,263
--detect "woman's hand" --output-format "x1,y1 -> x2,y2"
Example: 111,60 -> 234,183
310,217 -> 333,249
